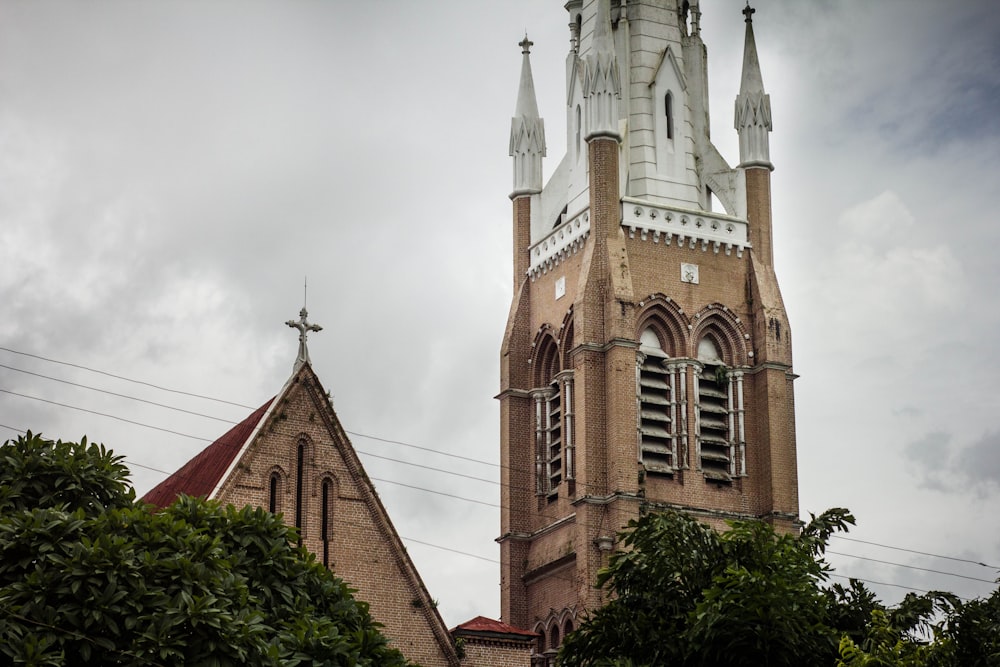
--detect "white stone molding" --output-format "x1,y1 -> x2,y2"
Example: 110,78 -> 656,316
733,370 -> 747,476
529,209 -> 591,278
621,197 -> 749,258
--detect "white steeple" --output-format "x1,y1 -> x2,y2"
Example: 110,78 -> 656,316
583,0 -> 621,141
734,4 -> 773,170
510,35 -> 546,197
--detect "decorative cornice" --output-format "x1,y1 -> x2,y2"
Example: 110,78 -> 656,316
528,208 -> 590,278
622,197 -> 750,257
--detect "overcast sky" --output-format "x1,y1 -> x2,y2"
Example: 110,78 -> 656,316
2,0 -> 999,628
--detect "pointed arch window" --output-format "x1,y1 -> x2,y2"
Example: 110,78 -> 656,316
664,91 -> 674,140
532,336 -> 566,496
637,327 -> 680,472
268,472 -> 280,514
295,440 -> 306,542
321,478 -> 333,567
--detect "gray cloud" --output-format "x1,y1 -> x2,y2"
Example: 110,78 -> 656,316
3,0 -> 1000,621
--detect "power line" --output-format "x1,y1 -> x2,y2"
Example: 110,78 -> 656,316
831,535 -> 999,571
827,550 -> 996,584
0,388 -> 213,441
0,362 -> 237,423
3,347 -> 998,588
6,396 -> 999,591
0,346 -> 256,409
1,353 -> 501,469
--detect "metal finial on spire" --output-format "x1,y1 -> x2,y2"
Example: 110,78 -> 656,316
519,34 -> 533,55
743,3 -> 755,23
286,305 -> 322,370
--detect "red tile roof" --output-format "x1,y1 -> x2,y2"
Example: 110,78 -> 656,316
142,398 -> 274,509
451,616 -> 539,638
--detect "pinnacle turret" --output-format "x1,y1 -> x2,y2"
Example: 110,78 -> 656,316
583,0 -> 620,141
510,35 -> 546,196
734,4 -> 773,169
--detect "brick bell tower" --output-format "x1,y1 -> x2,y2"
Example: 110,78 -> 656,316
498,0 -> 799,650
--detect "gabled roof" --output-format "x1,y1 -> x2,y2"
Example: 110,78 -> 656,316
142,397 -> 274,509
140,359 -> 462,666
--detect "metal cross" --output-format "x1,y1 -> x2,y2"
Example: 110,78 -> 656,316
286,307 -> 322,369
519,34 -> 533,55
742,3 -> 755,23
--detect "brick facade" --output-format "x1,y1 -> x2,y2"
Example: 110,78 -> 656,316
146,364 -> 465,667
499,1 -> 799,656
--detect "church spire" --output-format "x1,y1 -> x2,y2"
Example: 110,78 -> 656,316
583,0 -> 620,141
734,3 -> 773,169
509,35 -> 546,196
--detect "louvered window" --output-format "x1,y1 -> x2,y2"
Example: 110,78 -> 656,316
545,381 -> 563,491
637,329 -> 676,472
534,382 -> 563,494
696,339 -> 732,481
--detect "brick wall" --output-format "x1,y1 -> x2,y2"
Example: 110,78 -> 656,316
215,367 -> 460,667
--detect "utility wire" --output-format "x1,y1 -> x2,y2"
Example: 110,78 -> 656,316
828,574 -> 973,600
827,550 -> 996,584
831,535 -> 999,571
0,388 -> 213,441
3,348 -> 998,586
0,346 -> 255,408
0,362 -> 236,423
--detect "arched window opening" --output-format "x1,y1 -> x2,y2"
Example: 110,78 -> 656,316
321,478 -> 332,567
533,336 -> 564,496
549,625 -> 560,651
295,441 -> 305,543
665,92 -> 674,140
697,337 -> 732,481
268,472 -> 279,514
637,326 -> 677,472
535,627 -> 545,654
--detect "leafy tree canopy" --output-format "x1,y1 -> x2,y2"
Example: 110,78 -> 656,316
0,432 -> 411,666
558,508 -> 999,667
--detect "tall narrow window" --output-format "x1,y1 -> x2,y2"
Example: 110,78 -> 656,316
575,105 -> 582,159
533,337 -> 563,496
545,381 -> 562,490
321,479 -> 332,567
295,441 -> 305,537
696,338 -> 731,481
268,473 -> 279,514
533,383 -> 563,494
637,328 -> 676,472
665,92 -> 674,140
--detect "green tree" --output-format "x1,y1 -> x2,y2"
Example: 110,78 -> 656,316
558,506 -> 1000,667
0,432 -> 410,666
558,508 -> 857,667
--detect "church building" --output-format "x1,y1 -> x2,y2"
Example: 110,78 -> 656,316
144,309 -> 537,667
498,0 -> 798,656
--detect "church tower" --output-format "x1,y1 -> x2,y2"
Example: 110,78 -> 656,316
498,0 -> 798,651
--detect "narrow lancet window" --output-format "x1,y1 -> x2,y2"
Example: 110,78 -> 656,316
321,479 -> 332,567
295,441 -> 305,536
268,473 -> 279,514
665,92 -> 674,140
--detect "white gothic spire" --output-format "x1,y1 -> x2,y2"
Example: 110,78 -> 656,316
734,4 -> 773,169
510,35 -> 546,196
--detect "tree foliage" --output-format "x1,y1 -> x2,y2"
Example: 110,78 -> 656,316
558,508 -> 1000,667
0,432 -> 410,666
